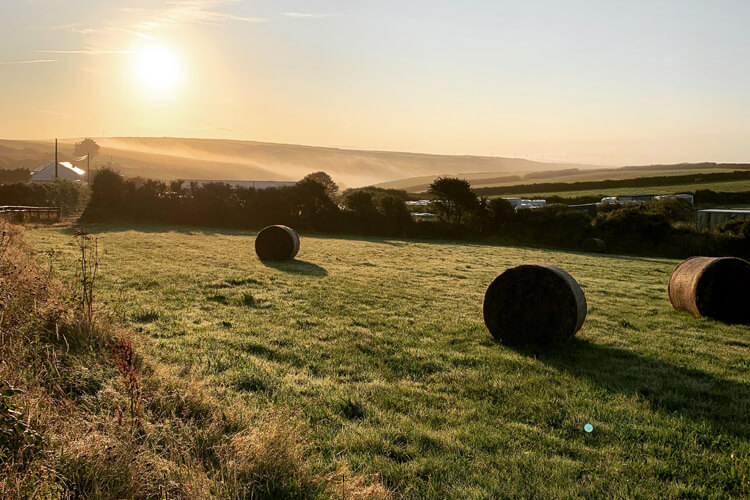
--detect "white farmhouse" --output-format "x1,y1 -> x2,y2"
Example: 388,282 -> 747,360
31,161 -> 86,183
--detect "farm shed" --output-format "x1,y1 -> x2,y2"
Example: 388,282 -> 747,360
411,212 -> 437,221
568,203 -> 598,216
180,179 -> 295,189
405,200 -> 432,207
696,209 -> 750,232
502,198 -> 523,208
31,161 -> 85,183
616,193 -> 655,204
655,193 -> 694,205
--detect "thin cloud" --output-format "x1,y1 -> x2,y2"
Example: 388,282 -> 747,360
127,0 -> 267,30
0,59 -> 56,65
36,50 -> 133,55
283,12 -> 339,18
42,22 -> 153,40
41,23 -> 94,34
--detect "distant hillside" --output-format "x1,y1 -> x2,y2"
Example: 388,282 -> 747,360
3,137 -> 746,191
378,163 -> 750,192
0,137 -> 599,188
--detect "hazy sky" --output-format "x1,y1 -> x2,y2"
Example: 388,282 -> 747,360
1,0 -> 749,165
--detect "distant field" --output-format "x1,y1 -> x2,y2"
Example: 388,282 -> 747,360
490,179 -> 750,200
29,225 -> 750,498
377,171 -> 530,191
379,167 -> 747,192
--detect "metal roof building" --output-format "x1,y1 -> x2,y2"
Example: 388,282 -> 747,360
180,179 -> 296,189
696,209 -> 750,232
31,161 -> 86,183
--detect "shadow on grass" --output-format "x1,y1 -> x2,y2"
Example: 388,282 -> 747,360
59,223 -> 252,237
526,339 -> 750,438
260,259 -> 328,277
58,223 -> 684,263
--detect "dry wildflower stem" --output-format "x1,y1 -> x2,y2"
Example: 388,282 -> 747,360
73,227 -> 99,326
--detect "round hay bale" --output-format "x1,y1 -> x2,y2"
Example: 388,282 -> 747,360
483,264 -> 587,346
668,256 -> 750,324
582,238 -> 607,253
254,225 -> 300,261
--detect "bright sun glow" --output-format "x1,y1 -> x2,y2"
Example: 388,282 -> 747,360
134,45 -> 181,95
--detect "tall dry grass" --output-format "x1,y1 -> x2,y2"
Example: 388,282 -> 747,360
0,223 -> 390,499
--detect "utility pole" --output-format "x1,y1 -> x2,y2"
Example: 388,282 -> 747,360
87,154 -> 90,184
55,138 -> 58,179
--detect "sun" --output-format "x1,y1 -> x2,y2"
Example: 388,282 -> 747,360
134,45 -> 181,95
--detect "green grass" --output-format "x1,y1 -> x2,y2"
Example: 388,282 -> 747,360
476,168 -> 745,189
488,179 -> 750,200
380,168 -> 747,192
28,224 -> 750,498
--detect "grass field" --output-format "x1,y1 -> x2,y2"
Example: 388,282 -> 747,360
487,179 -> 750,201
28,225 -> 750,498
379,168 -> 747,192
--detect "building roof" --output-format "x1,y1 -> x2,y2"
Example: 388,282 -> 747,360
180,179 -> 295,189
32,161 -> 85,176
697,209 -> 750,214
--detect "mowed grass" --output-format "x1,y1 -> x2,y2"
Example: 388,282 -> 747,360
28,225 -> 750,498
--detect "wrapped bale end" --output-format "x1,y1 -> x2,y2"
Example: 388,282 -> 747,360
668,256 -> 750,324
483,264 -> 587,346
582,238 -> 607,253
254,225 -> 300,261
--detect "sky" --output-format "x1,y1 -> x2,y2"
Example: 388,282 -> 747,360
1,0 -> 749,166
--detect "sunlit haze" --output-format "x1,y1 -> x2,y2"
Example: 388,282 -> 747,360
1,1 -> 749,165
133,44 -> 182,96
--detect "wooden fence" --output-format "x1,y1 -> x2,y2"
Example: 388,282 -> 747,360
0,206 -> 61,223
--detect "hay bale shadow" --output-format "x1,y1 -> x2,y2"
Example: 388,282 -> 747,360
532,339 -> 750,438
260,259 -> 327,277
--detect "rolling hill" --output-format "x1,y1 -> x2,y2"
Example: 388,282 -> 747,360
3,137 -> 748,193
0,137 -> 599,188
377,163 -> 750,192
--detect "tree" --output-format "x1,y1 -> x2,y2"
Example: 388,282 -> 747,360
88,168 -> 126,215
489,198 -> 515,228
428,177 -> 480,224
344,190 -> 378,217
292,178 -> 339,227
301,171 -> 338,199
378,193 -> 411,232
73,138 -> 100,161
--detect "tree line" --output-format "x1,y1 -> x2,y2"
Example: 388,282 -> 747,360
79,170 -> 750,260
473,170 -> 750,197
0,180 -> 88,215
0,168 -> 31,184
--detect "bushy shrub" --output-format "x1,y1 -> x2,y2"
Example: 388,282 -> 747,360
511,204 -> 592,246
643,198 -> 695,223
0,180 -> 88,215
593,205 -> 672,254
694,189 -> 750,206
488,198 -> 515,229
0,168 -> 31,184
718,219 -> 750,238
